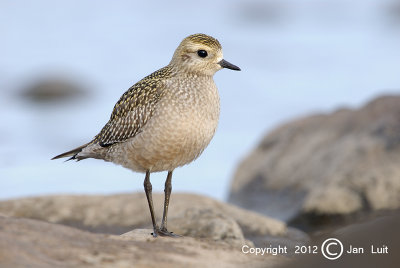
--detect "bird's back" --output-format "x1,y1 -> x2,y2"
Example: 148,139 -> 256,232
93,66 -> 172,147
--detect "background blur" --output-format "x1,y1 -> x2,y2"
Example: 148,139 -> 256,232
1,0 -> 400,201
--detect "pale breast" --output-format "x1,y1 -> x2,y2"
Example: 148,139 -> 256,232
118,75 -> 220,172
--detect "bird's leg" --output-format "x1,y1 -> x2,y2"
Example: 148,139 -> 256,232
160,171 -> 172,232
143,170 -> 159,237
159,170 -> 180,237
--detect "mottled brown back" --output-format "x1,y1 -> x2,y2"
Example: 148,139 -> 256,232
93,66 -> 172,147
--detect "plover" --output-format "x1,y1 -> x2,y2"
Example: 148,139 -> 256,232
53,33 -> 240,237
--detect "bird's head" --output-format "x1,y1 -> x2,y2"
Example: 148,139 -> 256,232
170,33 -> 240,76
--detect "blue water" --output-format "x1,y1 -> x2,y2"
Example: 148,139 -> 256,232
1,0 -> 400,201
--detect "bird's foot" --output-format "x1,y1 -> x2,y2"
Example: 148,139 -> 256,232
157,227 -> 181,238
150,227 -> 181,238
150,230 -> 158,238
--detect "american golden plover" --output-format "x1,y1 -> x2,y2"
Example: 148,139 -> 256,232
52,33 -> 240,237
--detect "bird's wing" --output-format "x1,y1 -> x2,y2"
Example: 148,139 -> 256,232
93,67 -> 172,147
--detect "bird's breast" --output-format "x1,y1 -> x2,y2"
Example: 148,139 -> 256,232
124,76 -> 220,172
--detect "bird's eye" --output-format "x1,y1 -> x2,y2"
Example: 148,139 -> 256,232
197,50 -> 208,58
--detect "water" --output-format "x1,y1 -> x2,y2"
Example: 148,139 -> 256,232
1,0 -> 400,201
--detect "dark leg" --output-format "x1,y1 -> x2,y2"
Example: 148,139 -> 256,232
143,170 -> 158,237
160,171 -> 172,232
159,170 -> 180,237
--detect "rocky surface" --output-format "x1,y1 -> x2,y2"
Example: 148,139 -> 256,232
0,193 -> 297,267
0,193 -> 307,249
0,215 -> 285,268
229,96 -> 400,227
18,77 -> 87,103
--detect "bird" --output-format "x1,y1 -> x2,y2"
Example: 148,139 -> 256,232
52,33 -> 240,237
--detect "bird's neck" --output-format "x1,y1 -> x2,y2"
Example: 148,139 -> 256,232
168,64 -> 214,79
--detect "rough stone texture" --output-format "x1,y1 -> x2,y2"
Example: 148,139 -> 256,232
168,208 -> 247,246
0,193 -> 305,248
229,96 -> 400,223
0,215 -> 285,268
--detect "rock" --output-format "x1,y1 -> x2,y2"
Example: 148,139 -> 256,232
229,95 -> 400,228
280,212 -> 400,268
0,193 -> 306,248
0,215 -> 285,268
168,208 -> 250,246
18,77 -> 87,103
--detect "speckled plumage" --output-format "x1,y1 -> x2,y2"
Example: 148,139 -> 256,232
89,68 -> 221,173
57,34 -> 231,172
53,33 -> 240,237
93,67 -> 172,148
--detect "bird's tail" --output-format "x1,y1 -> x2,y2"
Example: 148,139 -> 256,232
51,143 -> 90,161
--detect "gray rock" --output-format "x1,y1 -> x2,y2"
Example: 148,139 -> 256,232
18,77 -> 87,103
280,212 -> 400,268
0,215 -> 285,268
168,208 -> 249,245
229,95 -> 400,227
0,193 -> 306,248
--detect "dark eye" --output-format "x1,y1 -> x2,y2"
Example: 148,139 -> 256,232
197,50 -> 208,58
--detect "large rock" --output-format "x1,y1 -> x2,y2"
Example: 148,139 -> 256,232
18,77 -> 87,103
229,95 -> 400,228
281,212 -> 400,268
0,215 -> 285,268
0,193 -> 305,248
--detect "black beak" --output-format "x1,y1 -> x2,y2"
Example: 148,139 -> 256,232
219,59 -> 241,71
